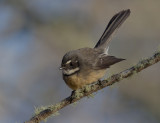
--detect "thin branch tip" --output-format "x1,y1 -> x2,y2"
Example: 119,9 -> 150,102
25,51 -> 160,123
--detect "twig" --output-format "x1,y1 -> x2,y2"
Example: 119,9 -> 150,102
25,51 -> 160,123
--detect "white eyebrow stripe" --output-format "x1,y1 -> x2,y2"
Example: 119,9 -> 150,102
66,60 -> 71,64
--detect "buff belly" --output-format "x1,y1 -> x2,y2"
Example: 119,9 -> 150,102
63,69 -> 106,90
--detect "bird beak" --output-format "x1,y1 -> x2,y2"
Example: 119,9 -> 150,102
59,67 -> 64,70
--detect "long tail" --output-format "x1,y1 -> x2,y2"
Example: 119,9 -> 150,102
94,9 -> 131,51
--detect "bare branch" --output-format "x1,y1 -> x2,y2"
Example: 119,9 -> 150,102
25,51 -> 160,123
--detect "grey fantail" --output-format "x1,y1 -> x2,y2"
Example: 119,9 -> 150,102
60,9 -> 131,90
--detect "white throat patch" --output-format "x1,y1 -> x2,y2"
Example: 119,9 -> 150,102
63,67 -> 80,75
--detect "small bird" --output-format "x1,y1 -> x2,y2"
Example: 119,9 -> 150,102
60,9 -> 131,90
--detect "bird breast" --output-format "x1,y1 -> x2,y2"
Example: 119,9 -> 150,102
63,69 -> 106,90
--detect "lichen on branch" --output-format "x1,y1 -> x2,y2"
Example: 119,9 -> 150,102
25,51 -> 160,123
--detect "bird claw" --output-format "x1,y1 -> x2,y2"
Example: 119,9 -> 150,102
69,90 -> 76,103
98,79 -> 103,86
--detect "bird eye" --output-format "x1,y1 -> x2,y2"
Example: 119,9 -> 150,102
70,62 -> 73,67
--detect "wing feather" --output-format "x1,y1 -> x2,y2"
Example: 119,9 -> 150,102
93,55 -> 125,69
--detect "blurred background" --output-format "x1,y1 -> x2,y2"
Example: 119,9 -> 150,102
0,0 -> 160,123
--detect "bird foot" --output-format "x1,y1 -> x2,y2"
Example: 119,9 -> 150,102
98,79 -> 104,86
69,90 -> 76,103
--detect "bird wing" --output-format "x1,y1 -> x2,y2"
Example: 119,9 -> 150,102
93,55 -> 125,70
